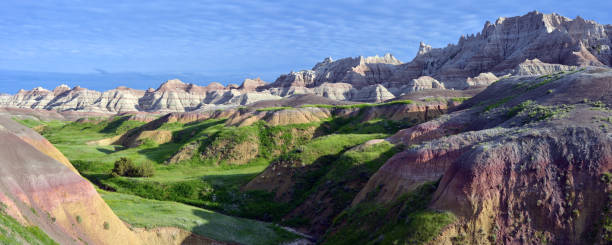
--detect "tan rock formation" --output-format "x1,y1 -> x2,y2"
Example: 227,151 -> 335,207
513,58 -> 577,76
238,78 -> 267,91
0,116 -> 143,244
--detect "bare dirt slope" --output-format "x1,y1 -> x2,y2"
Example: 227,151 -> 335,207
0,116 -> 143,244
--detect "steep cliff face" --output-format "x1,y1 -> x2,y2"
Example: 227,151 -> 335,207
269,54 -> 402,89
0,116 -> 143,245
270,11 -> 611,93
45,86 -> 103,111
398,11 -> 611,88
94,87 -> 145,113
6,87 -> 56,109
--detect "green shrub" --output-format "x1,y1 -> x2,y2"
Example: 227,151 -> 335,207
507,100 -> 573,122
111,157 -> 155,177
103,222 -> 110,230
134,161 -> 155,177
111,157 -> 132,176
76,215 -> 82,224
451,97 -> 470,103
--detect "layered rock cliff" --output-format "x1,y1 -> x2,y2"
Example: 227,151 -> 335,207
267,11 -> 611,95
0,79 -> 281,113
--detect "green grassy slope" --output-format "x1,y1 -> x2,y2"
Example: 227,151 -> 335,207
322,181 -> 455,245
100,190 -> 297,245
0,210 -> 58,245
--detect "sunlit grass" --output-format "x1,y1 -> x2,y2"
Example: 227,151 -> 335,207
100,190 -> 298,245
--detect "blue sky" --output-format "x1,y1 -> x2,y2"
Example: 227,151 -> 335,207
1,0 -> 611,93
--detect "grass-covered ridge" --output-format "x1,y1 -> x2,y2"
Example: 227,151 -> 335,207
279,140 -> 403,229
480,69 -> 586,113
256,106 -> 293,111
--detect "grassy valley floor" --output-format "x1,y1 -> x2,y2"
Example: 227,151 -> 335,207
17,117 -> 301,244
15,107 -> 416,244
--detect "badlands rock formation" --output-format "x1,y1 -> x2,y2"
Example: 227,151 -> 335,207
0,79 -> 280,113
0,116 -> 143,244
352,67 -> 612,243
238,77 -> 268,91
1,11 -> 610,113
513,58 -> 578,76
269,54 -> 402,88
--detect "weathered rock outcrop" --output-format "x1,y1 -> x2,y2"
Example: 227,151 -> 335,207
0,80 -> 284,114
395,11 -> 612,88
269,54 -> 402,89
93,86 -> 145,112
238,78 -> 268,91
465,72 -> 499,87
513,58 -> 578,76
401,76 -> 446,92
269,11 -> 611,93
354,67 -> 612,243
0,116 -> 143,244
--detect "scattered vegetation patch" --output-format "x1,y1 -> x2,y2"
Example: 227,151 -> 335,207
526,73 -> 563,90
584,99 -> 610,111
323,181 -> 455,244
451,97 -> 471,103
326,141 -> 402,183
586,175 -> 612,243
0,210 -> 58,245
601,172 -> 612,184
506,100 -> 573,123
521,69 -> 584,91
111,157 -> 155,177
256,106 -> 293,112
424,97 -> 447,102
13,118 -> 46,128
484,96 -> 515,112
280,133 -> 386,167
